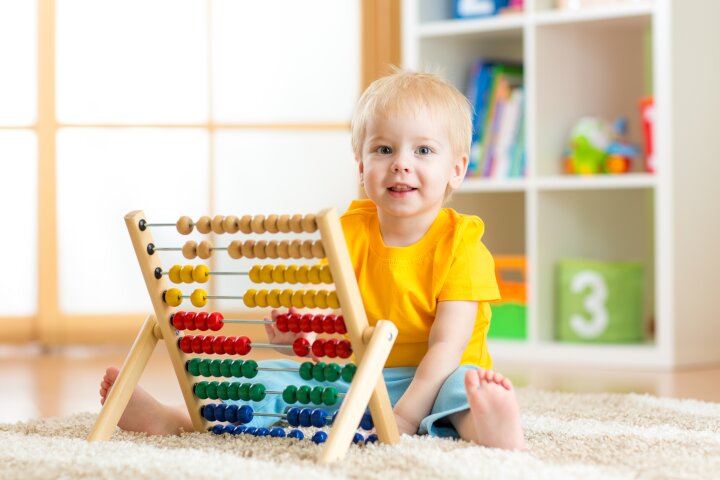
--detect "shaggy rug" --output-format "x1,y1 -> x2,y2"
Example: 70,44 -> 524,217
2,388 -> 719,480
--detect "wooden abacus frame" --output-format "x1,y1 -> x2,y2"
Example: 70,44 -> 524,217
88,208 -> 400,464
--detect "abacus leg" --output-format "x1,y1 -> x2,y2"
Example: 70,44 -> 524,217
318,320 -> 399,464
88,314 -> 161,441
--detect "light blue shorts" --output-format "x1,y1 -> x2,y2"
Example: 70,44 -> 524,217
224,359 -> 477,438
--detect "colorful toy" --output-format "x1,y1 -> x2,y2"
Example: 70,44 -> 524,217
563,116 -> 640,174
88,210 -> 400,464
488,256 -> 527,340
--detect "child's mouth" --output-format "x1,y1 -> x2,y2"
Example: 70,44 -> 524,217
388,184 -> 417,193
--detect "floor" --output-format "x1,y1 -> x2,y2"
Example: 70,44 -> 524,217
2,343 -> 720,424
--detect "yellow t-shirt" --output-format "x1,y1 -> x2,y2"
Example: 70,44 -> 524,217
340,200 -> 500,368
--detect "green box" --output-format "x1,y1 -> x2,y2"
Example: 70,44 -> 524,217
556,259 -> 644,343
489,302 -> 527,340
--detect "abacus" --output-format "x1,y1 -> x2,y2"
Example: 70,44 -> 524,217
88,209 -> 400,463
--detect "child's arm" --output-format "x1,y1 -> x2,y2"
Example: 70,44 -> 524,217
391,300 -> 478,435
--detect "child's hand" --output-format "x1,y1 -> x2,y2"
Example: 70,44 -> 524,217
264,308 -> 319,360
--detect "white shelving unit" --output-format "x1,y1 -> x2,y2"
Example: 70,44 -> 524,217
402,0 -> 720,369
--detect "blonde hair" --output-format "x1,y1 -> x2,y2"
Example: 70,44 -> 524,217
351,69 -> 472,159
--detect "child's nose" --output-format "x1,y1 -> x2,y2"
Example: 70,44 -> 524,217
391,156 -> 411,173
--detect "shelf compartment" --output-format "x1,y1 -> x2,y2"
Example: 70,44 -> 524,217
534,2 -> 653,27
460,177 -> 528,192
417,15 -> 525,39
536,173 -> 656,190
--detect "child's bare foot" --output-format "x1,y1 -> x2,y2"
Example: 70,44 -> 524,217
463,368 -> 525,450
99,366 -> 188,435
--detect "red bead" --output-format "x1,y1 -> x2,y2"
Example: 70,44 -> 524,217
184,312 -> 198,330
208,312 -> 224,331
334,316 -> 347,334
311,315 -> 324,333
202,336 -> 215,354
336,339 -> 352,359
223,336 -> 236,355
293,337 -> 310,357
299,314 -> 314,332
195,312 -> 209,331
311,339 -> 326,359
287,313 -> 301,333
234,336 -> 252,355
191,335 -> 204,354
322,316 -> 336,334
178,336 -> 193,353
172,311 -> 186,330
212,336 -> 226,354
323,338 -> 338,358
276,314 -> 289,332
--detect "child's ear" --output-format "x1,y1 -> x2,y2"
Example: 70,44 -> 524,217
357,157 -> 365,185
448,154 -> 469,189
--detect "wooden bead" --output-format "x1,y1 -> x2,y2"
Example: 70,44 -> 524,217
265,214 -> 279,233
266,240 -> 279,258
292,290 -> 305,308
260,265 -> 274,283
196,216 -> 212,234
243,289 -> 257,308
255,289 -> 268,308
296,265 -> 310,284
288,239 -> 302,259
251,215 -> 266,234
315,290 -> 328,309
197,240 -> 213,259
190,289 -> 208,308
239,215 -> 253,234
285,265 -> 298,284
176,216 -> 194,235
308,265 -> 322,284
327,291 -> 340,309
301,240 -> 314,259
241,240 -> 256,259
277,215 -> 291,233
249,265 -> 262,283
272,265 -> 286,283
320,265 -> 333,284
279,289 -> 293,308
182,241 -> 198,259
211,215 -> 225,234
223,215 -> 240,234
301,214 -> 317,233
267,288 -> 281,308
303,289 -> 317,309
228,240 -> 243,259
289,214 -> 304,233
253,240 -> 268,259
277,240 -> 290,258
181,265 -> 194,283
311,240 -> 325,259
168,265 -> 183,284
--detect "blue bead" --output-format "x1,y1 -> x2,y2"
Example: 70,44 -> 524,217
237,405 -> 253,424
232,425 -> 247,435
353,432 -> 364,444
286,407 -> 301,427
202,404 -> 217,422
360,412 -> 374,430
311,409 -> 328,428
299,408 -> 312,427
214,404 -> 227,422
311,431 -> 328,444
211,424 -> 225,435
223,425 -> 235,434
288,429 -> 304,440
270,427 -> 287,438
255,427 -> 270,437
244,427 -> 257,435
366,434 -> 378,444
225,404 -> 239,423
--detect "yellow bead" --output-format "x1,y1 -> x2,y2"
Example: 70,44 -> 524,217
296,265 -> 310,284
255,289 -> 268,308
243,289 -> 257,308
292,290 -> 305,308
315,290 -> 328,309
327,291 -> 340,309
165,288 -> 183,307
193,265 -> 210,283
272,265 -> 286,283
168,265 -> 182,284
320,265 -> 333,284
303,289 -> 316,309
308,265 -> 322,284
267,289 -> 281,308
260,265 -> 274,284
285,265 -> 298,284
181,265 -> 194,283
279,289 -> 293,308
249,265 -> 262,284
190,289 -> 207,308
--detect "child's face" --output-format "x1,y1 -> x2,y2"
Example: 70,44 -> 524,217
358,107 -> 467,222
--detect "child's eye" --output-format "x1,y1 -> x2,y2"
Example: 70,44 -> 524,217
416,146 -> 432,155
376,146 -> 392,155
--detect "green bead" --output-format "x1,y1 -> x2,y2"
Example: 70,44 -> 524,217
299,362 -> 314,381
324,363 -> 341,382
206,381 -> 219,400
220,359 -> 234,378
312,362 -> 327,382
209,359 -> 222,377
228,382 -> 240,401
230,360 -> 244,378
239,383 -> 251,401
217,382 -> 229,400
186,358 -> 201,376
249,383 -> 266,402
297,385 -> 312,404
322,386 -> 338,406
310,386 -> 324,405
242,360 -> 259,379
282,385 -> 298,404
199,359 -> 211,377
194,382 -> 208,399
341,363 -> 357,382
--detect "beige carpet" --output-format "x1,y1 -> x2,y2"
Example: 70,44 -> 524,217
2,388 -> 719,480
